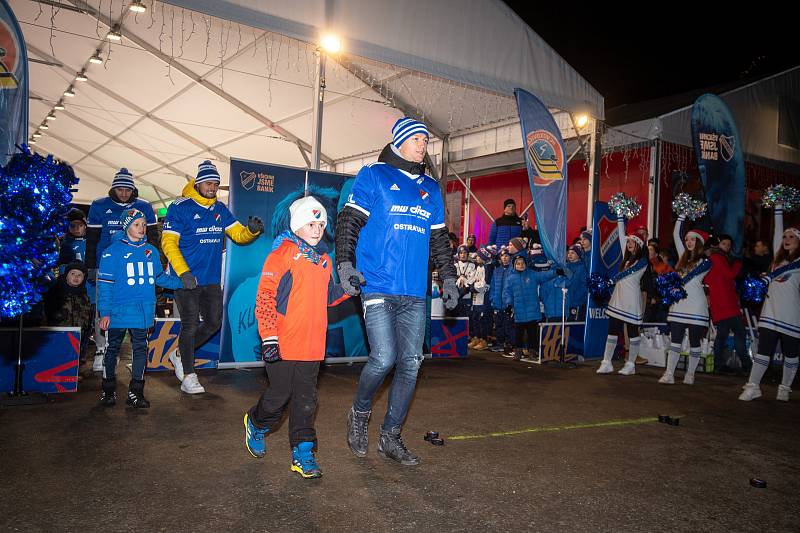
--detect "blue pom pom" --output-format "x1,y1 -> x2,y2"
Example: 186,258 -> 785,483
588,273 -> 614,304
737,275 -> 769,304
655,272 -> 687,305
1,145 -> 79,318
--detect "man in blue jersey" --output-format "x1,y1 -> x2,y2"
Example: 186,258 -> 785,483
85,168 -> 158,371
162,160 -> 263,394
335,117 -> 459,466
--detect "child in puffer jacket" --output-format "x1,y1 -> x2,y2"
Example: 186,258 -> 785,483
97,209 -> 181,408
503,255 -> 558,361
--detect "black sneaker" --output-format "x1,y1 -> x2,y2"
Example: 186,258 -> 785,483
126,379 -> 150,409
346,407 -> 370,458
378,428 -> 420,466
100,390 -> 116,407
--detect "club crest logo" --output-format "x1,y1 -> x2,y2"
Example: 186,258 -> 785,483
312,209 -> 321,219
419,189 -> 429,202
214,213 -> 221,222
144,249 -> 152,258
719,134 -> 735,162
597,215 -> 621,270
526,130 -> 564,186
240,171 -> 256,191
0,17 -> 22,89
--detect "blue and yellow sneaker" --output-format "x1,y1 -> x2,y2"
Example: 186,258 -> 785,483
243,412 -> 268,458
291,442 -> 322,479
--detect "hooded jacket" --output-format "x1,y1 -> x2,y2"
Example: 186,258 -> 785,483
705,249 -> 743,323
502,267 -> 557,323
489,214 -> 522,248
161,180 -> 259,285
44,262 -> 92,328
98,232 -> 182,329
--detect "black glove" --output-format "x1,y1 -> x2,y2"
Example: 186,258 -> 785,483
247,216 -> 264,234
441,278 -> 459,310
180,271 -> 198,290
556,267 -> 566,277
261,339 -> 281,363
337,262 -> 366,296
505,305 -> 513,314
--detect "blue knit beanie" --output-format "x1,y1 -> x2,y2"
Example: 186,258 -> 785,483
392,117 -> 429,148
121,208 -> 145,232
112,168 -> 134,189
196,160 -> 221,185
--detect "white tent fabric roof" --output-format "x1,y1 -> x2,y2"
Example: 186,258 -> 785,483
15,0 -> 603,206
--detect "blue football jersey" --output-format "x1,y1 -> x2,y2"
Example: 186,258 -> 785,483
87,197 -> 156,257
162,197 -> 237,286
346,163 -> 445,298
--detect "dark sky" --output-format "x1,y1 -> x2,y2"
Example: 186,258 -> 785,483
503,2 -> 797,110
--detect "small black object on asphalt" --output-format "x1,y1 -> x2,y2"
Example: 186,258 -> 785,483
658,415 -> 670,424
424,431 -> 439,442
749,478 -> 767,488
430,438 -> 445,446
667,417 -> 680,426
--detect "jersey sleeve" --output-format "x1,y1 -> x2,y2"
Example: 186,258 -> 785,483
139,201 -> 157,225
430,183 -> 446,231
255,246 -> 292,341
219,204 -> 239,231
87,200 -> 103,228
344,166 -> 377,217
161,203 -> 184,236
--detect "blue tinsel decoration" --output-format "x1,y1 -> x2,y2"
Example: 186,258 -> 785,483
655,272 -> 688,305
0,146 -> 79,318
588,273 -> 614,304
737,274 -> 769,304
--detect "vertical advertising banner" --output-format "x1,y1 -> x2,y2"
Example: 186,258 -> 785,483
514,88 -> 568,265
221,159 -> 368,366
582,202 -> 623,358
691,94 -> 745,254
0,0 -> 28,165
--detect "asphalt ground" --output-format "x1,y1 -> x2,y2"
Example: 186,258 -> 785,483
1,350 -> 798,532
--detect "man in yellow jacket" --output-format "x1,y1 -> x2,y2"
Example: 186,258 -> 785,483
161,160 -> 263,394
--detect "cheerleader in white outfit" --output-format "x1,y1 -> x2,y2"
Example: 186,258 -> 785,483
659,216 -> 711,384
597,216 -> 649,375
740,204 -> 800,401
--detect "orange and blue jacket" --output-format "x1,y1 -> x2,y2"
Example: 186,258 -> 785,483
254,238 -> 349,361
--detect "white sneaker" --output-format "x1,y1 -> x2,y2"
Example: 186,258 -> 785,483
738,382 -> 762,401
658,372 -> 675,384
92,354 -> 104,372
520,356 -> 536,363
683,373 -> 695,385
596,361 -> 614,374
618,362 -> 636,375
776,385 -> 791,402
169,351 -> 185,382
181,373 -> 205,394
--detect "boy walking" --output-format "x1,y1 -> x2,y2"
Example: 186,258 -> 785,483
244,196 -> 348,479
97,209 -> 181,407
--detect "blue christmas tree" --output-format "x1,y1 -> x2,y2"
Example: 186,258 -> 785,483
0,146 -> 78,318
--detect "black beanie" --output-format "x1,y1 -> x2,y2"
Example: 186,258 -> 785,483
503,198 -> 516,208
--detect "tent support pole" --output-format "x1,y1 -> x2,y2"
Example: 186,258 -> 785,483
586,118 -> 602,228
310,48 -> 326,170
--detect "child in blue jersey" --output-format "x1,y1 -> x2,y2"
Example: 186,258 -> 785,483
489,249 -> 514,353
566,244 -> 588,320
503,255 -> 557,361
97,209 -> 182,408
58,208 -> 87,267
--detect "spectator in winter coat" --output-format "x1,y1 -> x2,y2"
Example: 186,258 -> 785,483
97,209 -> 182,409
566,244 -> 588,320
44,261 -> 92,363
58,208 -> 87,267
706,235 -> 749,374
489,199 -> 522,248
468,248 -> 492,351
520,213 -> 540,248
465,235 -> 478,254
490,249 -> 514,353
503,255 -> 557,361
579,229 -> 592,272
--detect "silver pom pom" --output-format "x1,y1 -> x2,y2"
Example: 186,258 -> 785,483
672,193 -> 707,221
608,192 -> 641,219
762,184 -> 800,212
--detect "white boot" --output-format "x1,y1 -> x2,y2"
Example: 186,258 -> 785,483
618,361 -> 636,375
181,373 -> 205,394
738,382 -> 762,401
776,385 -> 791,402
619,337 -> 640,375
597,335 -> 617,374
683,350 -> 701,385
659,344 -> 680,384
169,350 -> 185,382
597,360 -> 614,374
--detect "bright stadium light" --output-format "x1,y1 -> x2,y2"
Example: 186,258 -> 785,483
320,34 -> 341,54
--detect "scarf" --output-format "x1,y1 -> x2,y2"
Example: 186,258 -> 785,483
377,143 -> 427,176
272,230 -> 323,265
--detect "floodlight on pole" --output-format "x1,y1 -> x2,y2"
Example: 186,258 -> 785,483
576,114 -> 589,128
320,34 -> 341,54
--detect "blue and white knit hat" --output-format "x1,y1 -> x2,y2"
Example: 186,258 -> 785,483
121,208 -> 145,232
196,160 -> 221,185
392,117 -> 429,148
112,167 -> 134,189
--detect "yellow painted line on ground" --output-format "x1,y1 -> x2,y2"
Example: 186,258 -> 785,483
448,417 -> 660,441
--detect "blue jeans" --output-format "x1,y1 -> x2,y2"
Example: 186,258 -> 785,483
354,293 -> 426,432
103,328 -> 148,380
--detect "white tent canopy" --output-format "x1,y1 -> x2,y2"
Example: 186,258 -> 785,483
15,0 -> 603,206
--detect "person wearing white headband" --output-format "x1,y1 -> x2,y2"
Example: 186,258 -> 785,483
597,212 -> 649,375
658,214 -> 712,385
740,203 -> 800,402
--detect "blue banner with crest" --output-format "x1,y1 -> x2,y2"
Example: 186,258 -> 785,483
0,0 -> 28,165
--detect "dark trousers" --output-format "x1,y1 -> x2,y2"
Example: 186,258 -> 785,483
103,327 -> 148,381
608,316 -> 639,338
174,284 -> 223,373
470,303 -> 491,338
494,309 -> 515,346
249,360 -> 320,448
713,316 -> 750,370
757,328 -> 800,359
515,321 -> 539,350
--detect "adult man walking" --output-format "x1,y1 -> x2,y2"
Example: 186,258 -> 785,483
335,117 -> 458,465
85,168 -> 158,371
162,160 -> 264,394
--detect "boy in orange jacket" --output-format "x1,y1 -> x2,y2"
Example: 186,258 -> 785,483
243,195 -> 348,479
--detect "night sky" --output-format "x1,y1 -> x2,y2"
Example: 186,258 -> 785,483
503,2 -> 797,111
